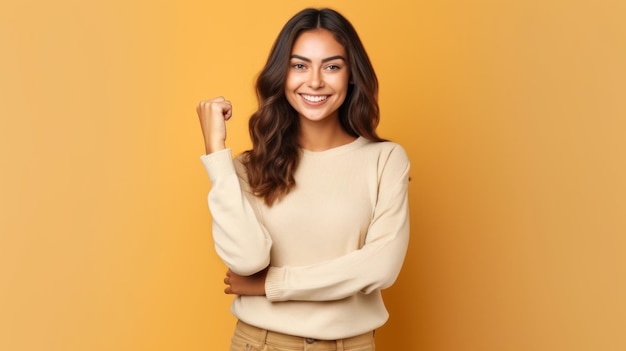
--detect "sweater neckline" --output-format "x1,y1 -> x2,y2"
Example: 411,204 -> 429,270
301,137 -> 368,158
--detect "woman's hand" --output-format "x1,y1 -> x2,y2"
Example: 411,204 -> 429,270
196,97 -> 233,154
224,268 -> 268,296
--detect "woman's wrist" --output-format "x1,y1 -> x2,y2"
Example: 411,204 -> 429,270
205,140 -> 226,154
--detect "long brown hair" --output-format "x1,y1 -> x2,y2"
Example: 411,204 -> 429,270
244,8 -> 384,206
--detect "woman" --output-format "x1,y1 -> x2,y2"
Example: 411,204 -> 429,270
197,8 -> 410,351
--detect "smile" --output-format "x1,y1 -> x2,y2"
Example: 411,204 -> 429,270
300,94 -> 330,103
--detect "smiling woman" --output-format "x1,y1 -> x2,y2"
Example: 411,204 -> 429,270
284,29 -> 351,131
196,7 -> 410,351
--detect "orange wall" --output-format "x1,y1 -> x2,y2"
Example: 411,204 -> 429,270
1,1 -> 625,350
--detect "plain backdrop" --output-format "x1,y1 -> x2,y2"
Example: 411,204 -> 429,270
1,0 -> 625,350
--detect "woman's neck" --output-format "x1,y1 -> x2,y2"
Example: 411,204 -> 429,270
299,119 -> 356,151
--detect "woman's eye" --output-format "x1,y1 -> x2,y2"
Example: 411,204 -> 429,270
293,63 -> 306,70
326,64 -> 341,70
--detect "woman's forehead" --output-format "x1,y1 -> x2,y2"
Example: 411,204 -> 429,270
291,29 -> 346,58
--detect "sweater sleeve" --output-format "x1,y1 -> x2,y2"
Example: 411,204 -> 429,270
264,145 -> 410,301
200,149 -> 272,276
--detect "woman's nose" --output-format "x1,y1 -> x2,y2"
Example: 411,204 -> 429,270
307,70 -> 324,89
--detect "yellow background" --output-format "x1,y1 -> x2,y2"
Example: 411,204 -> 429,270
1,0 -> 625,350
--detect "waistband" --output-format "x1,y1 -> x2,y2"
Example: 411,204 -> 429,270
235,320 -> 375,349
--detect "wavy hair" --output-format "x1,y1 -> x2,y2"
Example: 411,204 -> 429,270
244,8 -> 384,206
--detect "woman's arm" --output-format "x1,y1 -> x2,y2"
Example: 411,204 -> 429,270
198,97 -> 272,276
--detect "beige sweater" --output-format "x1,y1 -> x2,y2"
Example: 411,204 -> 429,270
200,137 -> 410,340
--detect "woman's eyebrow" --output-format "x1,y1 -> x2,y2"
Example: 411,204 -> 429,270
290,54 -> 347,63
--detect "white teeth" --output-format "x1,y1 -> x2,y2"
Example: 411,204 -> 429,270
301,94 -> 329,102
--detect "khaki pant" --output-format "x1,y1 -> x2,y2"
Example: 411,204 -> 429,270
229,320 -> 375,351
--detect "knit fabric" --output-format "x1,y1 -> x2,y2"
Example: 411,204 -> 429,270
200,137 -> 410,340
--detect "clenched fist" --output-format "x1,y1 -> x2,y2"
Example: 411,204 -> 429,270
196,97 -> 233,154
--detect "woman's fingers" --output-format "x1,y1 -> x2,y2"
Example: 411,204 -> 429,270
224,269 -> 234,295
222,268 -> 267,296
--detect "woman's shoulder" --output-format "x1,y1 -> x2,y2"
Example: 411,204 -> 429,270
361,139 -> 409,161
362,140 -> 410,182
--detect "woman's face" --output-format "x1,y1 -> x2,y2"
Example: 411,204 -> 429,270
285,29 -> 350,125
